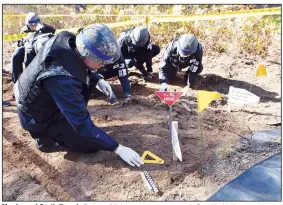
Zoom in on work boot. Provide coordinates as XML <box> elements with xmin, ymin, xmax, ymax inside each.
<box><xmin>34</xmin><ymin>138</ymin><xmax>59</xmax><ymax>153</ymax></box>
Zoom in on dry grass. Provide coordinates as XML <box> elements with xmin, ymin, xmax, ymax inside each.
<box><xmin>3</xmin><ymin>5</ymin><xmax>281</xmax><ymax>57</ymax></box>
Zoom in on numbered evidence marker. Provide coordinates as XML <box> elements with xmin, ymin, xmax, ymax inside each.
<box><xmin>172</xmin><ymin>121</ymin><xmax>182</xmax><ymax>161</ymax></box>
<box><xmin>227</xmin><ymin>86</ymin><xmax>260</xmax><ymax>112</ymax></box>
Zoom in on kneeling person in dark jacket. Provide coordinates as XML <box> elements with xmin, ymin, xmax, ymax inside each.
<box><xmin>159</xmin><ymin>34</ymin><xmax>203</xmax><ymax>91</ymax></box>
<box><xmin>11</xmin><ymin>12</ymin><xmax>56</xmax><ymax>84</ymax></box>
<box><xmin>117</xmin><ymin>26</ymin><xmax>160</xmax><ymax>79</ymax></box>
<box><xmin>13</xmin><ymin>24</ymin><xmax>144</xmax><ymax>168</ymax></box>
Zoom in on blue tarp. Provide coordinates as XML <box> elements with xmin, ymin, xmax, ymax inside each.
<box><xmin>208</xmin><ymin>152</ymin><xmax>281</xmax><ymax>201</ymax></box>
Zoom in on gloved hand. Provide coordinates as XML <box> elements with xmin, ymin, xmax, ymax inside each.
<box><xmin>159</xmin><ymin>82</ymin><xmax>168</xmax><ymax>91</ymax></box>
<box><xmin>97</xmin><ymin>79</ymin><xmax>113</xmax><ymax>97</ymax></box>
<box><xmin>114</xmin><ymin>144</ymin><xmax>144</xmax><ymax>167</ymax></box>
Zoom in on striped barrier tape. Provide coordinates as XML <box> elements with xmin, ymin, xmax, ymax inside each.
<box><xmin>3</xmin><ymin>7</ymin><xmax>281</xmax><ymax>42</ymax></box>
<box><xmin>150</xmin><ymin>7</ymin><xmax>281</xmax><ymax>23</ymax></box>
<box><xmin>3</xmin><ymin>33</ymin><xmax>28</xmax><ymax>41</ymax></box>
<box><xmin>4</xmin><ymin>7</ymin><xmax>280</xmax><ymax>18</ymax></box>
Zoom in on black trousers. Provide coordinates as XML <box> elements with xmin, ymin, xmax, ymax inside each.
<box><xmin>162</xmin><ymin>63</ymin><xmax>203</xmax><ymax>87</ymax></box>
<box><xmin>11</xmin><ymin>46</ymin><xmax>25</xmax><ymax>83</ymax></box>
<box><xmin>18</xmin><ymin>110</ymin><xmax>100</xmax><ymax>153</ymax></box>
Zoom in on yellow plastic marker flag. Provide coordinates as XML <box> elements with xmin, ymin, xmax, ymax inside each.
<box><xmin>256</xmin><ymin>64</ymin><xmax>267</xmax><ymax>77</ymax></box>
<box><xmin>141</xmin><ymin>151</ymin><xmax>164</xmax><ymax>164</ymax></box>
<box><xmin>197</xmin><ymin>90</ymin><xmax>223</xmax><ymax>113</ymax></box>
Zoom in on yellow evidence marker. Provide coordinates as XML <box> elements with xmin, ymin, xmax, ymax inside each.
<box><xmin>141</xmin><ymin>151</ymin><xmax>164</xmax><ymax>164</ymax></box>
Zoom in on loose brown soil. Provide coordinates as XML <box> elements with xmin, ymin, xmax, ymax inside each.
<box><xmin>2</xmin><ymin>42</ymin><xmax>281</xmax><ymax>201</ymax></box>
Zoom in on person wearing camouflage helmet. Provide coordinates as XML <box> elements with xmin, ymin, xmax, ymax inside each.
<box><xmin>117</xmin><ymin>26</ymin><xmax>160</xmax><ymax>79</ymax></box>
<box><xmin>11</xmin><ymin>12</ymin><xmax>55</xmax><ymax>84</ymax></box>
<box><xmin>77</xmin><ymin>26</ymin><xmax>132</xmax><ymax>103</ymax></box>
<box><xmin>159</xmin><ymin>34</ymin><xmax>203</xmax><ymax>91</ymax></box>
<box><xmin>13</xmin><ymin>24</ymin><xmax>144</xmax><ymax>168</ymax></box>
<box><xmin>20</xmin><ymin>12</ymin><xmax>55</xmax><ymax>34</ymax></box>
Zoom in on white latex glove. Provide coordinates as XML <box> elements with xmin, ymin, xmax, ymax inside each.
<box><xmin>159</xmin><ymin>82</ymin><xmax>168</xmax><ymax>91</ymax></box>
<box><xmin>96</xmin><ymin>79</ymin><xmax>113</xmax><ymax>97</ymax></box>
<box><xmin>114</xmin><ymin>144</ymin><xmax>144</xmax><ymax>167</ymax></box>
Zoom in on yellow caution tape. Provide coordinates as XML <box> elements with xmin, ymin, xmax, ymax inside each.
<box><xmin>150</xmin><ymin>7</ymin><xmax>281</xmax><ymax>23</ymax></box>
<box><xmin>4</xmin><ymin>7</ymin><xmax>280</xmax><ymax>18</ymax></box>
<box><xmin>3</xmin><ymin>33</ymin><xmax>28</xmax><ymax>41</ymax></box>
<box><xmin>3</xmin><ymin>14</ymin><xmax>149</xmax><ymax>17</ymax></box>
<box><xmin>3</xmin><ymin>7</ymin><xmax>281</xmax><ymax>42</ymax></box>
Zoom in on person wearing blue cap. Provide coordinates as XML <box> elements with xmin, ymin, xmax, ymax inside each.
<box><xmin>117</xmin><ymin>26</ymin><xmax>160</xmax><ymax>79</ymax></box>
<box><xmin>159</xmin><ymin>34</ymin><xmax>203</xmax><ymax>91</ymax></box>
<box><xmin>13</xmin><ymin>24</ymin><xmax>144</xmax><ymax>168</ymax></box>
<box><xmin>11</xmin><ymin>12</ymin><xmax>55</xmax><ymax>84</ymax></box>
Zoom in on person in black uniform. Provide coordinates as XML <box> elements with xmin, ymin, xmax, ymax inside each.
<box><xmin>117</xmin><ymin>26</ymin><xmax>160</xmax><ymax>79</ymax></box>
<box><xmin>159</xmin><ymin>34</ymin><xmax>203</xmax><ymax>91</ymax></box>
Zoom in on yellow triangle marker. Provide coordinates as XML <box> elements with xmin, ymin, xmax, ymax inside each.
<box><xmin>256</xmin><ymin>64</ymin><xmax>267</xmax><ymax>77</ymax></box>
<box><xmin>197</xmin><ymin>90</ymin><xmax>223</xmax><ymax>113</ymax></box>
<box><xmin>141</xmin><ymin>151</ymin><xmax>164</xmax><ymax>164</ymax></box>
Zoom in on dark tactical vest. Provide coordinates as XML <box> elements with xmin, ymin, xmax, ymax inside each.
<box><xmin>168</xmin><ymin>39</ymin><xmax>202</xmax><ymax>69</ymax></box>
<box><xmin>15</xmin><ymin>31</ymin><xmax>91</xmax><ymax>123</ymax></box>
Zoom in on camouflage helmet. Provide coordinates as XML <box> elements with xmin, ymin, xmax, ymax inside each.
<box><xmin>177</xmin><ymin>34</ymin><xmax>199</xmax><ymax>57</ymax></box>
<box><xmin>76</xmin><ymin>23</ymin><xmax>120</xmax><ymax>65</ymax></box>
<box><xmin>130</xmin><ymin>26</ymin><xmax>150</xmax><ymax>47</ymax></box>
<box><xmin>25</xmin><ymin>12</ymin><xmax>41</xmax><ymax>25</ymax></box>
